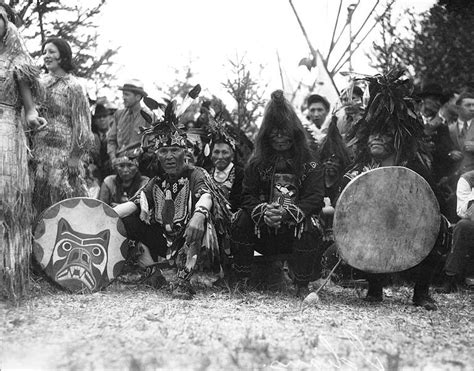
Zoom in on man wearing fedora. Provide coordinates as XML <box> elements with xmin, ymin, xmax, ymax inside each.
<box><xmin>107</xmin><ymin>79</ymin><xmax>151</xmax><ymax>165</ymax></box>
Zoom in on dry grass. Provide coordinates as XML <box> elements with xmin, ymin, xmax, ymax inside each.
<box><xmin>1</xmin><ymin>271</ymin><xmax>473</xmax><ymax>371</ymax></box>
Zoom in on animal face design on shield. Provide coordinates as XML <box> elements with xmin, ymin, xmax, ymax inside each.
<box><xmin>52</xmin><ymin>218</ymin><xmax>110</xmax><ymax>291</ymax></box>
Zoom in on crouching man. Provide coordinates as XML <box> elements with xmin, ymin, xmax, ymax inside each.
<box><xmin>114</xmin><ymin>95</ymin><xmax>230</xmax><ymax>299</ymax></box>
<box><xmin>231</xmin><ymin>90</ymin><xmax>325</xmax><ymax>298</ymax></box>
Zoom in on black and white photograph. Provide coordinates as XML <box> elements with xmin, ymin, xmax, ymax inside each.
<box><xmin>1</xmin><ymin>0</ymin><xmax>473</xmax><ymax>369</ymax></box>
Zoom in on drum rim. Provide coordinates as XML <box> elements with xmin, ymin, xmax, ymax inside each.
<box><xmin>334</xmin><ymin>166</ymin><xmax>441</xmax><ymax>273</ymax></box>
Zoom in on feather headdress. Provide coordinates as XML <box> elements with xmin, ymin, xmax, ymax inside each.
<box><xmin>346</xmin><ymin>68</ymin><xmax>430</xmax><ymax>167</ymax></box>
<box><xmin>140</xmin><ymin>84</ymin><xmax>201</xmax><ymax>150</ymax></box>
<box><xmin>202</xmin><ymin>113</ymin><xmax>238</xmax><ymax>156</ymax></box>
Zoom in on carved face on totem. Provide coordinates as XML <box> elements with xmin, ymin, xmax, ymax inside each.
<box><xmin>33</xmin><ymin>198</ymin><xmax>128</xmax><ymax>293</ymax></box>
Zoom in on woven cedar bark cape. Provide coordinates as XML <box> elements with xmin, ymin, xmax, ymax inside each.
<box><xmin>0</xmin><ymin>13</ymin><xmax>42</xmax><ymax>298</ymax></box>
<box><xmin>31</xmin><ymin>71</ymin><xmax>94</xmax><ymax>216</ymax></box>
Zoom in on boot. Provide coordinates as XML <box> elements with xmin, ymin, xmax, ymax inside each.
<box><xmin>436</xmin><ymin>274</ymin><xmax>459</xmax><ymax>294</ymax></box>
<box><xmin>413</xmin><ymin>284</ymin><xmax>437</xmax><ymax>311</ymax></box>
<box><xmin>364</xmin><ymin>280</ymin><xmax>383</xmax><ymax>302</ymax></box>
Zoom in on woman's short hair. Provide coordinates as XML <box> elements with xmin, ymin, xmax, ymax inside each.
<box><xmin>42</xmin><ymin>37</ymin><xmax>74</xmax><ymax>73</ymax></box>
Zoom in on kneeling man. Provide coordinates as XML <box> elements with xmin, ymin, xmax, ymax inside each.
<box><xmin>115</xmin><ymin>100</ymin><xmax>229</xmax><ymax>299</ymax></box>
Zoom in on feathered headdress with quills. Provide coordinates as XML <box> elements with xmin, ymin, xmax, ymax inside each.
<box><xmin>346</xmin><ymin>68</ymin><xmax>430</xmax><ymax>167</ymax></box>
<box><xmin>140</xmin><ymin>84</ymin><xmax>201</xmax><ymax>150</ymax></box>
<box><xmin>319</xmin><ymin>115</ymin><xmax>351</xmax><ymax>170</ymax></box>
<box><xmin>202</xmin><ymin>113</ymin><xmax>238</xmax><ymax>157</ymax></box>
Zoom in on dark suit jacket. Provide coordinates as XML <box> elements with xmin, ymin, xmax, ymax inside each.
<box><xmin>449</xmin><ymin>120</ymin><xmax>474</xmax><ymax>173</ymax></box>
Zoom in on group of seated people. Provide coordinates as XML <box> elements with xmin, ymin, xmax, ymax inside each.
<box><xmin>83</xmin><ymin>73</ymin><xmax>473</xmax><ymax>308</ymax></box>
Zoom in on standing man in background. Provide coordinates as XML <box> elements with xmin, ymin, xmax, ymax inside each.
<box><xmin>449</xmin><ymin>90</ymin><xmax>474</xmax><ymax>174</ymax></box>
<box><xmin>107</xmin><ymin>79</ymin><xmax>150</xmax><ymax>164</ymax></box>
<box><xmin>303</xmin><ymin>94</ymin><xmax>331</xmax><ymax>155</ymax></box>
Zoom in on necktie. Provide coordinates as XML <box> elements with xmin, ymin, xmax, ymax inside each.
<box><xmin>461</xmin><ymin>121</ymin><xmax>468</xmax><ymax>138</ymax></box>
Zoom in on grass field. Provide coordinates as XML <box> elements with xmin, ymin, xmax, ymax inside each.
<box><xmin>1</xmin><ymin>271</ymin><xmax>473</xmax><ymax>371</ymax></box>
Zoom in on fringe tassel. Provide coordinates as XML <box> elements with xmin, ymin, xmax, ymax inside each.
<box><xmin>139</xmin><ymin>191</ymin><xmax>151</xmax><ymax>224</ymax></box>
<box><xmin>0</xmin><ymin>112</ymin><xmax>33</xmax><ymax>300</ymax></box>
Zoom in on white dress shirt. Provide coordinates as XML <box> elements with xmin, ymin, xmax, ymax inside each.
<box><xmin>456</xmin><ymin>177</ymin><xmax>474</xmax><ymax>219</ymax></box>
<box><xmin>457</xmin><ymin>118</ymin><xmax>473</xmax><ymax>134</ymax></box>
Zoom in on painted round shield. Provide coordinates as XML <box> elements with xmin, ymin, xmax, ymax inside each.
<box><xmin>33</xmin><ymin>197</ymin><xmax>128</xmax><ymax>293</ymax></box>
<box><xmin>334</xmin><ymin>166</ymin><xmax>440</xmax><ymax>273</ymax></box>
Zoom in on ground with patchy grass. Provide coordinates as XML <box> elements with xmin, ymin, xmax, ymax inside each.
<box><xmin>1</xmin><ymin>272</ymin><xmax>473</xmax><ymax>371</ymax></box>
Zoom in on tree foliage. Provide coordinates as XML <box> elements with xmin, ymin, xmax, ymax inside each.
<box><xmin>8</xmin><ymin>0</ymin><xmax>118</xmax><ymax>87</ymax></box>
<box><xmin>370</xmin><ymin>0</ymin><xmax>474</xmax><ymax>91</ymax></box>
<box><xmin>222</xmin><ymin>54</ymin><xmax>266</xmax><ymax>139</ymax></box>
<box><xmin>155</xmin><ymin>64</ymin><xmax>196</xmax><ymax>101</ymax></box>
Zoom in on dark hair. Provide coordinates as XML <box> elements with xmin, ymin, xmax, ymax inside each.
<box><xmin>456</xmin><ymin>90</ymin><xmax>474</xmax><ymax>105</ymax></box>
<box><xmin>91</xmin><ymin>104</ymin><xmax>110</xmax><ymax>133</ymax></box>
<box><xmin>307</xmin><ymin>94</ymin><xmax>330</xmax><ymax>111</ymax></box>
<box><xmin>42</xmin><ymin>37</ymin><xmax>74</xmax><ymax>73</ymax></box>
<box><xmin>249</xmin><ymin>90</ymin><xmax>312</xmax><ymax>178</ymax></box>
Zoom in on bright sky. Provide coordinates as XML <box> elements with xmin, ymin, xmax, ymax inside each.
<box><xmin>96</xmin><ymin>0</ymin><xmax>436</xmax><ymax>109</ymax></box>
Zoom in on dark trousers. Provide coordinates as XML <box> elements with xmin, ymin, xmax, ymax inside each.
<box><xmin>122</xmin><ymin>212</ymin><xmax>168</xmax><ymax>261</ymax></box>
<box><xmin>445</xmin><ymin>219</ymin><xmax>474</xmax><ymax>276</ymax></box>
<box><xmin>231</xmin><ymin>210</ymin><xmax>323</xmax><ymax>286</ymax></box>
<box><xmin>367</xmin><ymin>224</ymin><xmax>448</xmax><ymax>297</ymax></box>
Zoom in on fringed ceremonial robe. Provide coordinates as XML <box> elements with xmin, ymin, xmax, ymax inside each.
<box><xmin>0</xmin><ymin>20</ymin><xmax>42</xmax><ymax>298</ymax></box>
<box><xmin>126</xmin><ymin>166</ymin><xmax>231</xmax><ymax>277</ymax></box>
<box><xmin>231</xmin><ymin>159</ymin><xmax>326</xmax><ymax>284</ymax></box>
<box><xmin>32</xmin><ymin>73</ymin><xmax>93</xmax><ymax>216</ymax></box>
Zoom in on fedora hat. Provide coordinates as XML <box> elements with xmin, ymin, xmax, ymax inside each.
<box><xmin>418</xmin><ymin>83</ymin><xmax>449</xmax><ymax>104</ymax></box>
<box><xmin>93</xmin><ymin>104</ymin><xmax>110</xmax><ymax>118</ymax></box>
<box><xmin>118</xmin><ymin>79</ymin><xmax>147</xmax><ymax>97</ymax></box>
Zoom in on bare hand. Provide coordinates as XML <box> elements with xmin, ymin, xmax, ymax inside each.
<box><xmin>264</xmin><ymin>203</ymin><xmax>284</xmax><ymax>228</ymax></box>
<box><xmin>185</xmin><ymin>212</ymin><xmax>206</xmax><ymax>245</ymax></box>
<box><xmin>464</xmin><ymin>142</ymin><xmax>474</xmax><ymax>153</ymax></box>
<box><xmin>26</xmin><ymin>111</ymin><xmax>47</xmax><ymax>131</ymax></box>
<box><xmin>448</xmin><ymin>150</ymin><xmax>463</xmax><ymax>161</ymax></box>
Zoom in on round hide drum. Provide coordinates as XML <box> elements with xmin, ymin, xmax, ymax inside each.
<box><xmin>334</xmin><ymin>166</ymin><xmax>440</xmax><ymax>273</ymax></box>
<box><xmin>33</xmin><ymin>197</ymin><xmax>128</xmax><ymax>293</ymax></box>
